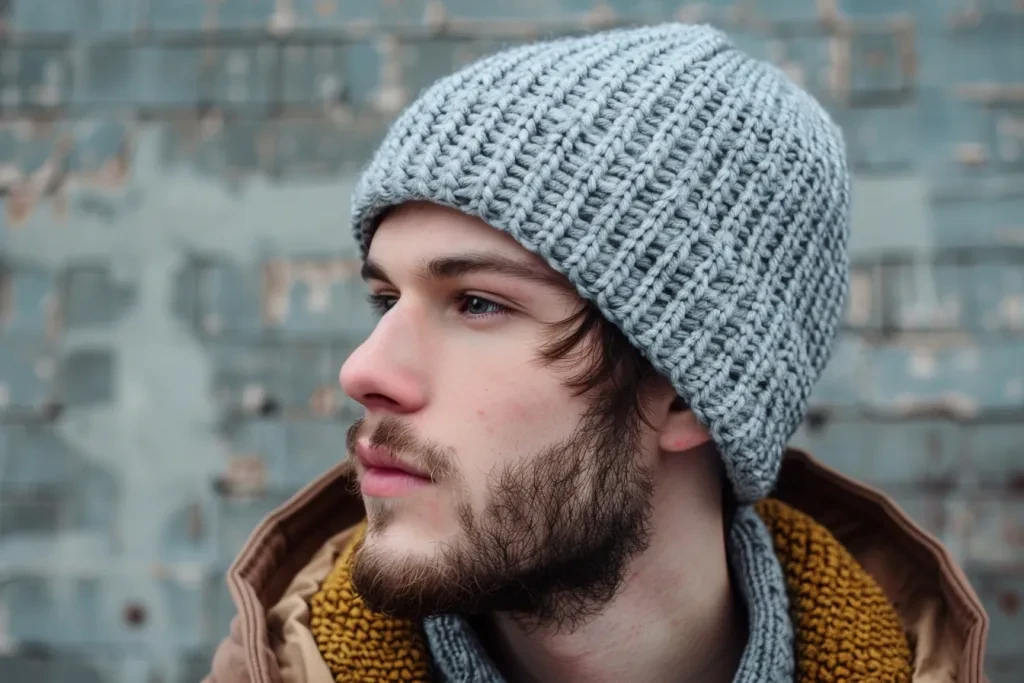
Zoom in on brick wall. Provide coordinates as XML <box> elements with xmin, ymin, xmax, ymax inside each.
<box><xmin>0</xmin><ymin>1</ymin><xmax>1021</xmax><ymax>681</ymax></box>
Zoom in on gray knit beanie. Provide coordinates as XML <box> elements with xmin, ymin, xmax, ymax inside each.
<box><xmin>351</xmin><ymin>23</ymin><xmax>851</xmax><ymax>504</ymax></box>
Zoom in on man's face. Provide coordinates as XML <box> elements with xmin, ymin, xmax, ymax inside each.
<box><xmin>339</xmin><ymin>202</ymin><xmax>662</xmax><ymax>627</ymax></box>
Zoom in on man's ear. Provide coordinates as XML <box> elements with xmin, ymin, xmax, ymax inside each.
<box><xmin>658</xmin><ymin>396</ymin><xmax>711</xmax><ymax>453</ymax></box>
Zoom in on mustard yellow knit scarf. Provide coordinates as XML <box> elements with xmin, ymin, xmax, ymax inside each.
<box><xmin>310</xmin><ymin>499</ymin><xmax>913</xmax><ymax>682</ymax></box>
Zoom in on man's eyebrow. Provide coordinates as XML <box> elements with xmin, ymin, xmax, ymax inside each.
<box><xmin>424</xmin><ymin>253</ymin><xmax>571</xmax><ymax>290</ymax></box>
<box><xmin>362</xmin><ymin>253</ymin><xmax>572</xmax><ymax>292</ymax></box>
<box><xmin>361</xmin><ymin>259</ymin><xmax>390</xmax><ymax>283</ymax></box>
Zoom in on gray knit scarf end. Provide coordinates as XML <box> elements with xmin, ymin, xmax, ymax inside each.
<box><xmin>424</xmin><ymin>505</ymin><xmax>794</xmax><ymax>682</ymax></box>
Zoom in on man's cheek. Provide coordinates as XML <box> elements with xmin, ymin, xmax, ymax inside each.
<box><xmin>477</xmin><ymin>393</ymin><xmax>563</xmax><ymax>435</ymax></box>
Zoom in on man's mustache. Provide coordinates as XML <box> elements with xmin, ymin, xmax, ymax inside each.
<box><xmin>346</xmin><ymin>416</ymin><xmax>458</xmax><ymax>482</ymax></box>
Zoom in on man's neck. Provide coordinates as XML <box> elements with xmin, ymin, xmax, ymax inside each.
<box><xmin>480</xmin><ymin>479</ymin><xmax>746</xmax><ymax>683</ymax></box>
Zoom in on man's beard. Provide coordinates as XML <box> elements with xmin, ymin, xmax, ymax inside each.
<box><xmin>343</xmin><ymin>408</ymin><xmax>655</xmax><ymax>632</ymax></box>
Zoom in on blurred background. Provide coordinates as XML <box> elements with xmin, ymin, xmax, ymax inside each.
<box><xmin>0</xmin><ymin>1</ymin><xmax>1021</xmax><ymax>681</ymax></box>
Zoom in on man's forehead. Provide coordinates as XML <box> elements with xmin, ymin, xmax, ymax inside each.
<box><xmin>369</xmin><ymin>202</ymin><xmax>556</xmax><ymax>275</ymax></box>
<box><xmin>375</xmin><ymin>201</ymin><xmax>515</xmax><ymax>244</ymax></box>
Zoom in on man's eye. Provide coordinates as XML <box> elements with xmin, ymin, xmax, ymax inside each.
<box><xmin>458</xmin><ymin>295</ymin><xmax>508</xmax><ymax>317</ymax></box>
<box><xmin>366</xmin><ymin>293</ymin><xmax>510</xmax><ymax>319</ymax></box>
<box><xmin>366</xmin><ymin>293</ymin><xmax>396</xmax><ymax>315</ymax></box>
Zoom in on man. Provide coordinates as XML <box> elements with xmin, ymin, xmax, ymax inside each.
<box><xmin>205</xmin><ymin>24</ymin><xmax>989</xmax><ymax>683</ymax></box>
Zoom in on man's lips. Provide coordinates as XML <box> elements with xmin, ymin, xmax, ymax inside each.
<box><xmin>354</xmin><ymin>442</ymin><xmax>432</xmax><ymax>480</ymax></box>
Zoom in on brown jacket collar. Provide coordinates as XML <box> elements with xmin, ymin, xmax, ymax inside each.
<box><xmin>203</xmin><ymin>449</ymin><xmax>989</xmax><ymax>683</ymax></box>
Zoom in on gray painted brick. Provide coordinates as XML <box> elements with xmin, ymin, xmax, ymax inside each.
<box><xmin>439</xmin><ymin>0</ymin><xmax>595</xmax><ymax>21</ymax></box>
<box><xmin>843</xmin><ymin>266</ymin><xmax>881</xmax><ymax>330</ymax></box>
<box><xmin>0</xmin><ymin>261</ymin><xmax>57</xmax><ymax>336</ymax></box>
<box><xmin>159</xmin><ymin>579</ymin><xmax>208</xmax><ymax>650</ymax></box>
<box><xmin>0</xmin><ymin>484</ymin><xmax>65</xmax><ymax>536</ymax></box>
<box><xmin>263</xmin><ymin>257</ymin><xmax>376</xmax><ymax>337</ymax></box>
<box><xmin>90</xmin><ymin>0</ymin><xmax>147</xmax><ymax>33</ymax></box>
<box><xmin>215</xmin><ymin>492</ymin><xmax>290</xmax><ymax>559</ymax></box>
<box><xmin>844</xmin><ymin>25</ymin><xmax>915</xmax><ymax>99</ymax></box>
<box><xmin>58</xmin><ymin>348</ymin><xmax>115</xmax><ymax>407</ymax></box>
<box><xmin>219</xmin><ymin>119</ymin><xmax>269</xmax><ymax>171</ymax></box>
<box><xmin>135</xmin><ymin>46</ymin><xmax>206</xmax><ymax>108</ymax></box>
<box><xmin>886</xmin><ymin>263</ymin><xmax>968</xmax><ymax>333</ymax></box>
<box><xmin>836</xmin><ymin>104</ymin><xmax>919</xmax><ymax>171</ymax></box>
<box><xmin>935</xmin><ymin>97</ymin><xmax>1024</xmax><ymax>177</ymax></box>
<box><xmin>224</xmin><ymin>418</ymin><xmax>289</xmax><ymax>486</ymax></box>
<box><xmin>67</xmin><ymin>122</ymin><xmax>131</xmax><ymax>173</ymax></box>
<box><xmin>969</xmin><ymin>570</ymin><xmax>1024</xmax><ymax>666</ymax></box>
<box><xmin>757</xmin><ymin>34</ymin><xmax>832</xmax><ymax>100</ymax></box>
<box><xmin>76</xmin><ymin>44</ymin><xmax>208</xmax><ymax>109</ymax></box>
<box><xmin>280</xmin><ymin>41</ymin><xmax>382</xmax><ymax>108</ymax></box>
<box><xmin>807</xmin><ymin>335</ymin><xmax>866</xmax><ymax>407</ymax></box>
<box><xmin>63</xmin><ymin>264</ymin><xmax>135</xmax><ymax>330</ymax></box>
<box><xmin>148</xmin><ymin>0</ymin><xmax>210</xmax><ymax>31</ymax></box>
<box><xmin>158</xmin><ymin>500</ymin><xmax>208</xmax><ymax>564</ymax></box>
<box><xmin>178</xmin><ymin>255</ymin><xmax>378</xmax><ymax>339</ymax></box>
<box><xmin>208</xmin><ymin>342</ymin><xmax>278</xmax><ymax>414</ymax></box>
<box><xmin>192</xmin><ymin>260</ymin><xmax>264</xmax><ymax>338</ymax></box>
<box><xmin>265</xmin><ymin>342</ymin><xmax>346</xmax><ymax>412</ymax></box>
<box><xmin>2</xmin><ymin>426</ymin><xmax>74</xmax><ymax>486</ymax></box>
<box><xmin>0</xmin><ymin>2</ymin><xmax>1021</xmax><ymax>680</ymax></box>
<box><xmin>0</xmin><ymin>46</ymin><xmax>71</xmax><ymax>110</ymax></box>
<box><xmin>400</xmin><ymin>37</ymin><xmax>529</xmax><ymax>99</ymax></box>
<box><xmin>790</xmin><ymin>419</ymin><xmax>964</xmax><ymax>490</ymax></box>
<box><xmin>931</xmin><ymin>196</ymin><xmax>1024</xmax><ymax>248</ymax></box>
<box><xmin>285</xmin><ymin>418</ymin><xmax>355</xmax><ymax>480</ymax></box>
<box><xmin>848</xmin><ymin>175</ymin><xmax>931</xmax><ymax>255</ymax></box>
<box><xmin>0</xmin><ymin>655</ymin><xmax>106</xmax><ymax>683</ymax></box>
<box><xmin>0</xmin><ymin>341</ymin><xmax>58</xmax><ymax>412</ymax></box>
<box><xmin>938</xmin><ymin>28</ymin><xmax>1024</xmax><ymax>86</ymax></box>
<box><xmin>0</xmin><ymin>425</ymin><xmax>118</xmax><ymax>538</ymax></box>
<box><xmin>286</xmin><ymin>0</ymin><xmax>352</xmax><ymax>30</ymax></box>
<box><xmin>223</xmin><ymin>418</ymin><xmax>350</xmax><ymax>490</ymax></box>
<box><xmin>871</xmin><ymin>493</ymin><xmax>969</xmax><ymax>558</ymax></box>
<box><xmin>965</xmin><ymin>263</ymin><xmax>1024</xmax><ymax>333</ymax></box>
<box><xmin>75</xmin><ymin>46</ymin><xmax>145</xmax><ymax>108</ymax></box>
<box><xmin>965</xmin><ymin>423</ymin><xmax>1024</xmax><ymax>490</ymax></box>
<box><xmin>3</xmin><ymin>123</ymin><xmax>59</xmax><ymax>174</ymax></box>
<box><xmin>214</xmin><ymin>0</ymin><xmax>277</xmax><ymax>30</ymax></box>
<box><xmin>835</xmin><ymin>0</ymin><xmax>915</xmax><ymax>17</ymax></box>
<box><xmin>737</xmin><ymin>0</ymin><xmax>823</xmax><ymax>22</ymax></box>
<box><xmin>294</xmin><ymin>0</ymin><xmax>430</xmax><ymax>26</ymax></box>
<box><xmin>281</xmin><ymin>43</ymin><xmax>346</xmax><ymax>106</ymax></box>
<box><xmin>205</xmin><ymin>575</ymin><xmax>237</xmax><ymax>644</ymax></box>
<box><xmin>7</xmin><ymin>0</ymin><xmax>82</xmax><ymax>33</ymax></box>
<box><xmin>208</xmin><ymin>340</ymin><xmax>361</xmax><ymax>419</ymax></box>
<box><xmin>864</xmin><ymin>342</ymin><xmax>1024</xmax><ymax>414</ymax></box>
<box><xmin>178</xmin><ymin>647</ymin><xmax>220</xmax><ymax>683</ymax></box>
<box><xmin>203</xmin><ymin>45</ymin><xmax>277</xmax><ymax>109</ymax></box>
<box><xmin>966</xmin><ymin>498</ymin><xmax>1024</xmax><ymax>568</ymax></box>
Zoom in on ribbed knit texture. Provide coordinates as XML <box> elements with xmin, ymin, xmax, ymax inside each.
<box><xmin>728</xmin><ymin>504</ymin><xmax>796</xmax><ymax>681</ymax></box>
<box><xmin>309</xmin><ymin>501</ymin><xmax>913</xmax><ymax>682</ymax></box>
<box><xmin>309</xmin><ymin>525</ymin><xmax>433</xmax><ymax>681</ymax></box>
<box><xmin>350</xmin><ymin>23</ymin><xmax>852</xmax><ymax>503</ymax></box>
<box><xmin>756</xmin><ymin>499</ymin><xmax>914</xmax><ymax>683</ymax></box>
<box><xmin>423</xmin><ymin>617</ymin><xmax>504</xmax><ymax>683</ymax></box>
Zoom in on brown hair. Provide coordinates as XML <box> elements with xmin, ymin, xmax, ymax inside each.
<box><xmin>537</xmin><ymin>300</ymin><xmax>737</xmax><ymax>527</ymax></box>
<box><xmin>537</xmin><ymin>301</ymin><xmax>665</xmax><ymax>428</ymax></box>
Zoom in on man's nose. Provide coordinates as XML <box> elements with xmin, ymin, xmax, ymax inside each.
<box><xmin>339</xmin><ymin>304</ymin><xmax>429</xmax><ymax>415</ymax></box>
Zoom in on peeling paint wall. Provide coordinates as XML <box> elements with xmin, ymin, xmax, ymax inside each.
<box><xmin>0</xmin><ymin>1</ymin><xmax>1021</xmax><ymax>681</ymax></box>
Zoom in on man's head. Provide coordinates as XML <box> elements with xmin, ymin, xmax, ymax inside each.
<box><xmin>340</xmin><ymin>202</ymin><xmax>718</xmax><ymax>628</ymax></box>
<box><xmin>340</xmin><ymin>22</ymin><xmax>850</xmax><ymax>625</ymax></box>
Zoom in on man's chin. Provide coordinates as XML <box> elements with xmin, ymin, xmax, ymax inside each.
<box><xmin>363</xmin><ymin>525</ymin><xmax>434</xmax><ymax>558</ymax></box>
<box><xmin>352</xmin><ymin>533</ymin><xmax>455</xmax><ymax>619</ymax></box>
<box><xmin>363</xmin><ymin>488</ymin><xmax>457</xmax><ymax>536</ymax></box>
